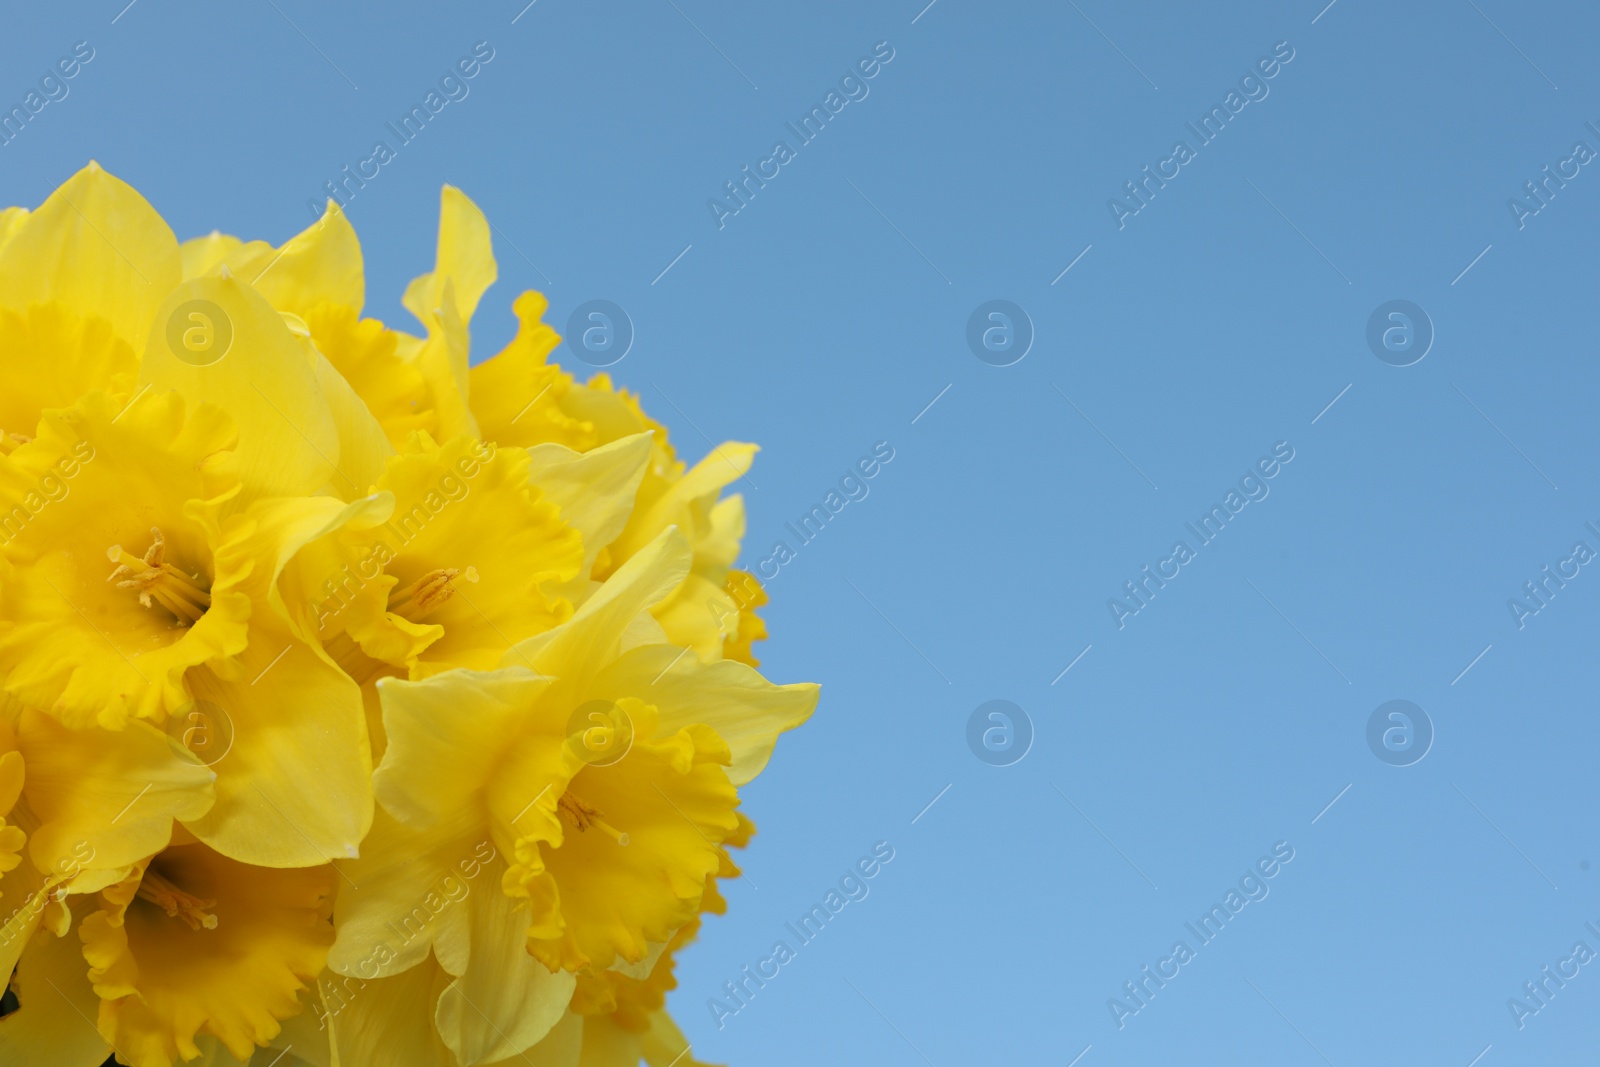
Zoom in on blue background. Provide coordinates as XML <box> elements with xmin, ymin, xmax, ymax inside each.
<box><xmin>6</xmin><ymin>1</ymin><xmax>1598</xmax><ymax>1064</ymax></box>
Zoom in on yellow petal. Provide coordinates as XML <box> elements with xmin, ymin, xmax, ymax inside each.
<box><xmin>228</xmin><ymin>200</ymin><xmax>365</xmax><ymax>318</ymax></box>
<box><xmin>403</xmin><ymin>186</ymin><xmax>496</xmax><ymax>327</ymax></box>
<box><xmin>594</xmin><ymin>645</ymin><xmax>817</xmax><ymax>786</ymax></box>
<box><xmin>181</xmin><ymin>641</ymin><xmax>372</xmax><ymax>868</ymax></box>
<box><xmin>576</xmin><ymin>1013</ymin><xmax>641</xmax><ymax>1067</ymax></box>
<box><xmin>324</xmin><ymin>955</ymin><xmax>454</xmax><ymax>1067</ymax></box>
<box><xmin>326</xmin><ymin>806</ymin><xmax>479</xmax><ymax>981</ymax></box>
<box><xmin>0</xmin><ymin>302</ymin><xmax>139</xmax><ymax>447</ymax></box>
<box><xmin>303</xmin><ymin>304</ymin><xmax>439</xmax><ymax>450</ymax></box>
<box><xmin>179</xmin><ymin>232</ymin><xmax>258</xmax><ymax>281</ymax></box>
<box><xmin>434</xmin><ymin>853</ymin><xmax>574</xmax><ymax>1065</ymax></box>
<box><xmin>719</xmin><ymin>570</ymin><xmax>768</xmax><ymax>667</ymax></box>
<box><xmin>0</xmin><ymin>206</ymin><xmax>30</xmax><ymax>252</ymax></box>
<box><xmin>522</xmin><ymin>705</ymin><xmax>737</xmax><ymax>972</ymax></box>
<box><xmin>0</xmin><ymin>162</ymin><xmax>181</xmax><ymax>351</ymax></box>
<box><xmin>247</xmin><ymin>993</ymin><xmax>330</xmax><ymax>1067</ymax></box>
<box><xmin>235</xmin><ymin>491</ymin><xmax>394</xmax><ymax>645</ymax></box>
<box><xmin>467</xmin><ymin>291</ymin><xmax>593</xmax><ymax>451</ymax></box>
<box><xmin>17</xmin><ymin>709</ymin><xmax>213</xmax><ymax>879</ymax></box>
<box><xmin>507</xmin><ymin>527</ymin><xmax>691</xmax><ymax>691</ymax></box>
<box><xmin>141</xmin><ymin>276</ymin><xmax>346</xmax><ymax>503</ymax></box>
<box><xmin>0</xmin><ymin>907</ymin><xmax>112</xmax><ymax>1067</ymax></box>
<box><xmin>0</xmin><ymin>747</ymin><xmax>21</xmax><ymax>815</ymax></box>
<box><xmin>373</xmin><ymin>667</ymin><xmax>550</xmax><ymax>830</ymax></box>
<box><xmin>306</xmin><ymin>330</ymin><xmax>395</xmax><ymax>497</ymax></box>
<box><xmin>607</xmin><ymin>443</ymin><xmax>756</xmax><ymax>565</ymax></box>
<box><xmin>524</xmin><ymin>433</ymin><xmax>653</xmax><ymax>584</ymax></box>
<box><xmin>409</xmin><ymin>285</ymin><xmax>480</xmax><ymax>443</ymax></box>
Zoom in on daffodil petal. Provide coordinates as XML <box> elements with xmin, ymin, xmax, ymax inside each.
<box><xmin>373</xmin><ymin>668</ymin><xmax>549</xmax><ymax>830</ymax></box>
<box><xmin>524</xmin><ymin>433</ymin><xmax>653</xmax><ymax>583</ymax></box>
<box><xmin>325</xmin><ymin>956</ymin><xmax>454</xmax><ymax>1067</ymax></box>
<box><xmin>0</xmin><ymin>302</ymin><xmax>139</xmax><ymax>444</ymax></box>
<box><xmin>141</xmin><ymin>276</ymin><xmax>345</xmax><ymax>504</ymax></box>
<box><xmin>576</xmin><ymin>1013</ymin><xmax>640</xmax><ymax>1067</ymax></box>
<box><xmin>410</xmin><ymin>284</ymin><xmax>479</xmax><ymax>443</ymax></box>
<box><xmin>0</xmin><ymin>162</ymin><xmax>180</xmax><ymax>351</ymax></box>
<box><xmin>308</xmin><ymin>344</ymin><xmax>394</xmax><ymax>496</ymax></box>
<box><xmin>466</xmin><ymin>291</ymin><xmax>587</xmax><ymax>450</ymax></box>
<box><xmin>230</xmin><ymin>201</ymin><xmax>364</xmax><ymax>318</ymax></box>
<box><xmin>434</xmin><ymin>854</ymin><xmax>574</xmax><ymax>1065</ymax></box>
<box><xmin>179</xmin><ymin>232</ymin><xmax>259</xmax><ymax>281</ymax></box>
<box><xmin>238</xmin><ymin>492</ymin><xmax>394</xmax><ymax>646</ymax></box>
<box><xmin>17</xmin><ymin>709</ymin><xmax>213</xmax><ymax>879</ymax></box>
<box><xmin>0</xmin><ymin>909</ymin><xmax>112</xmax><ymax>1067</ymax></box>
<box><xmin>506</xmin><ymin>527</ymin><xmax>690</xmax><ymax>690</ymax></box>
<box><xmin>327</xmin><ymin>806</ymin><xmax>478</xmax><ymax>981</ymax></box>
<box><xmin>593</xmin><ymin>644</ymin><xmax>818</xmax><ymax>786</ymax></box>
<box><xmin>181</xmin><ymin>645</ymin><xmax>371</xmax><ymax>868</ymax></box>
<box><xmin>0</xmin><ymin>391</ymin><xmax>246</xmax><ymax>729</ymax></box>
<box><xmin>403</xmin><ymin>186</ymin><xmax>496</xmax><ymax>327</ymax></box>
<box><xmin>608</xmin><ymin>444</ymin><xmax>755</xmax><ymax>564</ymax></box>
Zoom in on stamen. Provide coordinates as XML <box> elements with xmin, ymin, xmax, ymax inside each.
<box><xmin>387</xmin><ymin>566</ymin><xmax>479</xmax><ymax>622</ymax></box>
<box><xmin>556</xmin><ymin>791</ymin><xmax>629</xmax><ymax>846</ymax></box>
<box><xmin>0</xmin><ymin>431</ymin><xmax>31</xmax><ymax>456</ymax></box>
<box><xmin>107</xmin><ymin>528</ymin><xmax>211</xmax><ymax>626</ymax></box>
<box><xmin>135</xmin><ymin>868</ymin><xmax>219</xmax><ymax>931</ymax></box>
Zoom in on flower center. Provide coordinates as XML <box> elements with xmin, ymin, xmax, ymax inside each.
<box><xmin>0</xmin><ymin>430</ymin><xmax>31</xmax><ymax>456</ymax></box>
<box><xmin>135</xmin><ymin>867</ymin><xmax>219</xmax><ymax>931</ymax></box>
<box><xmin>387</xmin><ymin>566</ymin><xmax>478</xmax><ymax>622</ymax></box>
<box><xmin>556</xmin><ymin>791</ymin><xmax>629</xmax><ymax>846</ymax></box>
<box><xmin>107</xmin><ymin>527</ymin><xmax>210</xmax><ymax>626</ymax></box>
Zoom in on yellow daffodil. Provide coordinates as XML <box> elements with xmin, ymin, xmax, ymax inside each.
<box><xmin>0</xmin><ymin>391</ymin><xmax>245</xmax><ymax>729</ymax></box>
<box><xmin>79</xmin><ymin>839</ymin><xmax>334</xmax><ymax>1067</ymax></box>
<box><xmin>469</xmin><ymin>300</ymin><xmax>765</xmax><ymax>664</ymax></box>
<box><xmin>0</xmin><ymin>162</ymin><xmax>817</xmax><ymax>1067</ymax></box>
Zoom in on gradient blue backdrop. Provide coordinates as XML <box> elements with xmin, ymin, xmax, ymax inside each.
<box><xmin>5</xmin><ymin>1</ymin><xmax>1597</xmax><ymax>1064</ymax></box>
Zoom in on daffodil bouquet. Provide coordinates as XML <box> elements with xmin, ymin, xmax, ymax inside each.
<box><xmin>0</xmin><ymin>163</ymin><xmax>816</xmax><ymax>1067</ymax></box>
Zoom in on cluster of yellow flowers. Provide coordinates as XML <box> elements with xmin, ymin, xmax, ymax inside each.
<box><xmin>0</xmin><ymin>163</ymin><xmax>815</xmax><ymax>1067</ymax></box>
